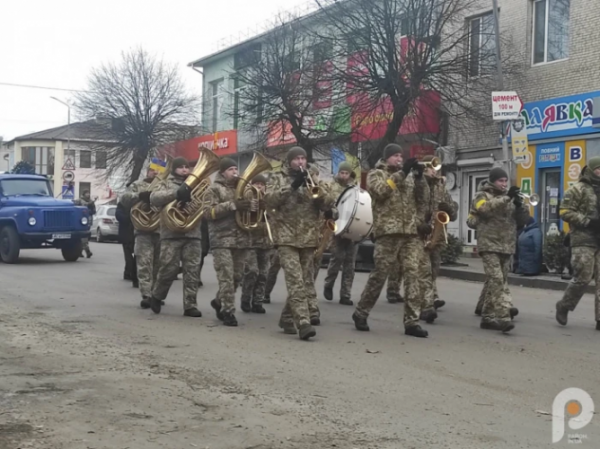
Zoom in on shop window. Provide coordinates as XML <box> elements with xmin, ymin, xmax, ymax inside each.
<box><xmin>533</xmin><ymin>0</ymin><xmax>570</xmax><ymax>65</ymax></box>
<box><xmin>20</xmin><ymin>146</ymin><xmax>55</xmax><ymax>175</ymax></box>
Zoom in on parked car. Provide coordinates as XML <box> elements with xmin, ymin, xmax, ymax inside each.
<box><xmin>92</xmin><ymin>205</ymin><xmax>119</xmax><ymax>242</ymax></box>
<box><xmin>320</xmin><ymin>239</ymin><xmax>375</xmax><ymax>272</ymax></box>
<box><xmin>0</xmin><ymin>174</ymin><xmax>91</xmax><ymax>263</ymax></box>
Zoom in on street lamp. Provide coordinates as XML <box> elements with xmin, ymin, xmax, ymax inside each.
<box><xmin>50</xmin><ymin>96</ymin><xmax>71</xmax><ymax>152</ymax></box>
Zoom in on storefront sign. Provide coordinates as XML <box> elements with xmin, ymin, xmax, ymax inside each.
<box><xmin>518</xmin><ymin>91</ymin><xmax>600</xmax><ymax>141</ymax></box>
<box><xmin>593</xmin><ymin>97</ymin><xmax>600</xmax><ymax>128</ymax></box>
<box><xmin>510</xmin><ymin>119</ymin><xmax>528</xmax><ymax>164</ymax></box>
<box><xmin>159</xmin><ymin>130</ymin><xmax>238</xmax><ymax>161</ymax></box>
<box><xmin>492</xmin><ymin>91</ymin><xmax>523</xmax><ymax>121</ymax></box>
<box><xmin>537</xmin><ymin>143</ymin><xmax>564</xmax><ymax>168</ymax></box>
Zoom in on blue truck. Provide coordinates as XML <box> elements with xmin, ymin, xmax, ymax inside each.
<box><xmin>0</xmin><ymin>174</ymin><xmax>91</xmax><ymax>263</ymax></box>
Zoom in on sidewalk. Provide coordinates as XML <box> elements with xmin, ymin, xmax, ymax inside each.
<box><xmin>439</xmin><ymin>256</ymin><xmax>590</xmax><ymax>293</ymax></box>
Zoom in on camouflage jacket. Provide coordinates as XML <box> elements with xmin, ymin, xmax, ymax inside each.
<box><xmin>203</xmin><ymin>173</ymin><xmax>251</xmax><ymax>249</ymax></box>
<box><xmin>427</xmin><ymin>176</ymin><xmax>458</xmax><ymax>222</ymax></box>
<box><xmin>73</xmin><ymin>197</ymin><xmax>96</xmax><ymax>216</ymax></box>
<box><xmin>150</xmin><ymin>174</ymin><xmax>202</xmax><ymax>240</ymax></box>
<box><xmin>469</xmin><ymin>180</ymin><xmax>529</xmax><ymax>254</ymax></box>
<box><xmin>265</xmin><ymin>163</ymin><xmax>336</xmax><ymax>248</ymax></box>
<box><xmin>560</xmin><ymin>167</ymin><xmax>600</xmax><ymax>248</ymax></box>
<box><xmin>367</xmin><ymin>160</ymin><xmax>429</xmax><ymax>238</ymax></box>
<box><xmin>330</xmin><ymin>176</ymin><xmax>354</xmax><ymax>204</ymax></box>
<box><xmin>120</xmin><ymin>178</ymin><xmax>157</xmax><ymax>236</ymax></box>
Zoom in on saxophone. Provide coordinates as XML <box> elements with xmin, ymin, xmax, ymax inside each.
<box><xmin>425</xmin><ymin>210</ymin><xmax>450</xmax><ymax>250</ymax></box>
<box><xmin>130</xmin><ymin>157</ymin><xmax>173</xmax><ymax>232</ymax></box>
<box><xmin>162</xmin><ymin>148</ymin><xmax>220</xmax><ymax>232</ymax></box>
<box><xmin>314</xmin><ymin>219</ymin><xmax>337</xmax><ymax>264</ymax></box>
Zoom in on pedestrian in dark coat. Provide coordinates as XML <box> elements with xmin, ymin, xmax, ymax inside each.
<box><xmin>115</xmin><ymin>200</ymin><xmax>138</xmax><ymax>286</ymax></box>
<box><xmin>517</xmin><ymin>217</ymin><xmax>543</xmax><ymax>276</ymax></box>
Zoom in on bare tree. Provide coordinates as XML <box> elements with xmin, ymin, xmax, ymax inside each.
<box><xmin>314</xmin><ymin>0</ymin><xmax>523</xmax><ymax>166</ymax></box>
<box><xmin>75</xmin><ymin>48</ymin><xmax>200</xmax><ymax>183</ymax></box>
<box><xmin>229</xmin><ymin>14</ymin><xmax>352</xmax><ymax>162</ymax></box>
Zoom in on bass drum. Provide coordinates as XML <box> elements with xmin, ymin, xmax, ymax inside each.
<box><xmin>334</xmin><ymin>186</ymin><xmax>373</xmax><ymax>243</ymax></box>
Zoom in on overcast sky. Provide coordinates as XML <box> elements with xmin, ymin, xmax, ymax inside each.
<box><xmin>1</xmin><ymin>0</ymin><xmax>311</xmax><ymax>141</ymax></box>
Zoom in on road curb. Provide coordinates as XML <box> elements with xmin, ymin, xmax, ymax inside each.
<box><xmin>439</xmin><ymin>267</ymin><xmax>594</xmax><ymax>294</ymax></box>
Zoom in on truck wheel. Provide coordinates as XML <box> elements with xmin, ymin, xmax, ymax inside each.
<box><xmin>62</xmin><ymin>239</ymin><xmax>83</xmax><ymax>262</ymax></box>
<box><xmin>0</xmin><ymin>226</ymin><xmax>21</xmax><ymax>264</ymax></box>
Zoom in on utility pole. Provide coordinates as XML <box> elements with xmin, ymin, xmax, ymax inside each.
<box><xmin>50</xmin><ymin>96</ymin><xmax>71</xmax><ymax>153</ymax></box>
<box><xmin>491</xmin><ymin>0</ymin><xmax>512</xmax><ymax>179</ymax></box>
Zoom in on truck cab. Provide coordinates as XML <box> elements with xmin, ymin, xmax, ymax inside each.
<box><xmin>0</xmin><ymin>174</ymin><xmax>91</xmax><ymax>263</ymax></box>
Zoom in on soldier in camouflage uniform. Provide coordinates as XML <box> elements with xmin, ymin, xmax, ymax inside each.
<box><xmin>240</xmin><ymin>174</ymin><xmax>271</xmax><ymax>314</ymax></box>
<box><xmin>386</xmin><ymin>263</ymin><xmax>404</xmax><ymax>303</ymax></box>
<box><xmin>206</xmin><ymin>158</ymin><xmax>252</xmax><ymax>327</ymax></box>
<box><xmin>148</xmin><ymin>157</ymin><xmax>203</xmax><ymax>317</ymax></box>
<box><xmin>556</xmin><ymin>157</ymin><xmax>600</xmax><ymax>331</ymax></box>
<box><xmin>264</xmin><ymin>250</ymin><xmax>280</xmax><ymax>304</ymax></box>
<box><xmin>73</xmin><ymin>190</ymin><xmax>95</xmax><ymax>258</ymax></box>
<box><xmin>417</xmin><ymin>155</ymin><xmax>458</xmax><ymax>322</ymax></box>
<box><xmin>323</xmin><ymin>162</ymin><xmax>357</xmax><ymax>306</ymax></box>
<box><xmin>468</xmin><ymin>167</ymin><xmax>528</xmax><ymax>333</ymax></box>
<box><xmin>265</xmin><ymin>146</ymin><xmax>336</xmax><ymax>341</ymax></box>
<box><xmin>121</xmin><ymin>167</ymin><xmax>162</xmax><ymax>309</ymax></box>
<box><xmin>353</xmin><ymin>144</ymin><xmax>431</xmax><ymax>338</ymax></box>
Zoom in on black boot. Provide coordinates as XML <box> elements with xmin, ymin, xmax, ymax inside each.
<box><xmin>140</xmin><ymin>297</ymin><xmax>151</xmax><ymax>309</ymax></box>
<box><xmin>387</xmin><ymin>295</ymin><xmax>399</xmax><ymax>304</ymax></box>
<box><xmin>480</xmin><ymin>320</ymin><xmax>515</xmax><ymax>333</ymax></box>
<box><xmin>324</xmin><ymin>287</ymin><xmax>333</xmax><ymax>301</ymax></box>
<box><xmin>264</xmin><ymin>295</ymin><xmax>271</xmax><ymax>304</ymax></box>
<box><xmin>433</xmin><ymin>299</ymin><xmax>445</xmax><ymax>310</ymax></box>
<box><xmin>474</xmin><ymin>305</ymin><xmax>482</xmax><ymax>316</ymax></box>
<box><xmin>352</xmin><ymin>312</ymin><xmax>369</xmax><ymax>331</ymax></box>
<box><xmin>86</xmin><ymin>250</ymin><xmax>92</xmax><ymax>259</ymax></box>
<box><xmin>555</xmin><ymin>301</ymin><xmax>569</xmax><ymax>326</ymax></box>
<box><xmin>279</xmin><ymin>319</ymin><xmax>297</xmax><ymax>334</ymax></box>
<box><xmin>198</xmin><ymin>280</ymin><xmax>203</xmax><ymax>287</ymax></box>
<box><xmin>184</xmin><ymin>307</ymin><xmax>202</xmax><ymax>318</ymax></box>
<box><xmin>405</xmin><ymin>325</ymin><xmax>428</xmax><ymax>338</ymax></box>
<box><xmin>596</xmin><ymin>321</ymin><xmax>600</xmax><ymax>331</ymax></box>
<box><xmin>299</xmin><ymin>323</ymin><xmax>316</xmax><ymax>341</ymax></box>
<box><xmin>510</xmin><ymin>307</ymin><xmax>519</xmax><ymax>320</ymax></box>
<box><xmin>132</xmin><ymin>279</ymin><xmax>139</xmax><ymax>289</ymax></box>
<box><xmin>150</xmin><ymin>297</ymin><xmax>161</xmax><ymax>314</ymax></box>
<box><xmin>310</xmin><ymin>316</ymin><xmax>321</xmax><ymax>326</ymax></box>
<box><xmin>420</xmin><ymin>309</ymin><xmax>438</xmax><ymax>324</ymax></box>
<box><xmin>252</xmin><ymin>303</ymin><xmax>266</xmax><ymax>314</ymax></box>
<box><xmin>211</xmin><ymin>299</ymin><xmax>224</xmax><ymax>321</ymax></box>
<box><xmin>222</xmin><ymin>312</ymin><xmax>238</xmax><ymax>327</ymax></box>
<box><xmin>241</xmin><ymin>300</ymin><xmax>252</xmax><ymax>313</ymax></box>
<box><xmin>339</xmin><ymin>297</ymin><xmax>353</xmax><ymax>306</ymax></box>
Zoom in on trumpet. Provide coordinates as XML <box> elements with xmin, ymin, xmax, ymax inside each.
<box><xmin>416</xmin><ymin>157</ymin><xmax>442</xmax><ymax>171</ymax></box>
<box><xmin>300</xmin><ymin>166</ymin><xmax>322</xmax><ymax>199</ymax></box>
<box><xmin>519</xmin><ymin>192</ymin><xmax>540</xmax><ymax>206</ymax></box>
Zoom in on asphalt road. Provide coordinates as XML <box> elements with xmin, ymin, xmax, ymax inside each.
<box><xmin>1</xmin><ymin>242</ymin><xmax>599</xmax><ymax>449</ymax></box>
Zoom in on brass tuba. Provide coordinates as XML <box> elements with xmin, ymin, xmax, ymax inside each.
<box><xmin>425</xmin><ymin>210</ymin><xmax>450</xmax><ymax>250</ymax></box>
<box><xmin>314</xmin><ymin>218</ymin><xmax>337</xmax><ymax>264</ymax></box>
<box><xmin>235</xmin><ymin>152</ymin><xmax>273</xmax><ymax>241</ymax></box>
<box><xmin>130</xmin><ymin>157</ymin><xmax>173</xmax><ymax>232</ymax></box>
<box><xmin>163</xmin><ymin>148</ymin><xmax>220</xmax><ymax>232</ymax></box>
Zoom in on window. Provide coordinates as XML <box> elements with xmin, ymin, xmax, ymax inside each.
<box><xmin>468</xmin><ymin>12</ymin><xmax>495</xmax><ymax>77</ymax></box>
<box><xmin>80</xmin><ymin>150</ymin><xmax>92</xmax><ymax>168</ymax></box>
<box><xmin>533</xmin><ymin>0</ymin><xmax>570</xmax><ymax>64</ymax></box>
<box><xmin>283</xmin><ymin>51</ymin><xmax>301</xmax><ymax>72</ymax></box>
<box><xmin>20</xmin><ymin>146</ymin><xmax>55</xmax><ymax>175</ymax></box>
<box><xmin>233</xmin><ymin>76</ymin><xmax>246</xmax><ymax>130</ymax></box>
<box><xmin>211</xmin><ymin>79</ymin><xmax>224</xmax><ymax>133</ymax></box>
<box><xmin>95</xmin><ymin>151</ymin><xmax>107</xmax><ymax>169</ymax></box>
<box><xmin>234</xmin><ymin>44</ymin><xmax>261</xmax><ymax>70</ymax></box>
<box><xmin>0</xmin><ymin>179</ymin><xmax>52</xmax><ymax>197</ymax></box>
<box><xmin>312</xmin><ymin>41</ymin><xmax>332</xmax><ymax>65</ymax></box>
<box><xmin>79</xmin><ymin>182</ymin><xmax>91</xmax><ymax>198</ymax></box>
<box><xmin>106</xmin><ymin>207</ymin><xmax>116</xmax><ymax>217</ymax></box>
<box><xmin>346</xmin><ymin>28</ymin><xmax>370</xmax><ymax>53</ymax></box>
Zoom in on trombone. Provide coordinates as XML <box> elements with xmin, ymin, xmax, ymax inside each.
<box><xmin>299</xmin><ymin>166</ymin><xmax>321</xmax><ymax>199</ymax></box>
<box><xmin>519</xmin><ymin>192</ymin><xmax>540</xmax><ymax>206</ymax></box>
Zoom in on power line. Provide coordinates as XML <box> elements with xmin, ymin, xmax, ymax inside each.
<box><xmin>0</xmin><ymin>81</ymin><xmax>87</xmax><ymax>93</ymax></box>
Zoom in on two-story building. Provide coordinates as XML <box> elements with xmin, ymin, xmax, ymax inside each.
<box><xmin>3</xmin><ymin>119</ymin><xmax>127</xmax><ymax>203</ymax></box>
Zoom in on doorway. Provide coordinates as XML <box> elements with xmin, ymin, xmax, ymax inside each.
<box><xmin>538</xmin><ymin>168</ymin><xmax>562</xmax><ymax>237</ymax></box>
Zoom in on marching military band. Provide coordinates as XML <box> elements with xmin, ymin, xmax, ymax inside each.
<box><xmin>119</xmin><ymin>142</ymin><xmax>599</xmax><ymax>341</ymax></box>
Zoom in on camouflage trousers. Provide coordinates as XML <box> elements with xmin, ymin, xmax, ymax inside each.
<box><xmin>387</xmin><ymin>249</ymin><xmax>441</xmax><ymax>302</ymax></box>
<box><xmin>152</xmin><ymin>238</ymin><xmax>201</xmax><ymax>311</ymax></box>
<box><xmin>324</xmin><ymin>237</ymin><xmax>357</xmax><ymax>300</ymax></box>
<box><xmin>279</xmin><ymin>246</ymin><xmax>320</xmax><ymax>327</ymax></box>
<box><xmin>81</xmin><ymin>238</ymin><xmax>91</xmax><ymax>256</ymax></box>
<box><xmin>265</xmin><ymin>250</ymin><xmax>281</xmax><ymax>298</ymax></box>
<box><xmin>476</xmin><ymin>252</ymin><xmax>513</xmax><ymax>322</ymax></box>
<box><xmin>134</xmin><ymin>232</ymin><xmax>160</xmax><ymax>299</ymax></box>
<box><xmin>356</xmin><ymin>234</ymin><xmax>424</xmax><ymax>328</ymax></box>
<box><xmin>386</xmin><ymin>256</ymin><xmax>404</xmax><ymax>300</ymax></box>
<box><xmin>558</xmin><ymin>246</ymin><xmax>600</xmax><ymax>321</ymax></box>
<box><xmin>314</xmin><ymin>253</ymin><xmax>322</xmax><ymax>281</ymax></box>
<box><xmin>213</xmin><ymin>248</ymin><xmax>248</xmax><ymax>315</ymax></box>
<box><xmin>241</xmin><ymin>248</ymin><xmax>271</xmax><ymax>305</ymax></box>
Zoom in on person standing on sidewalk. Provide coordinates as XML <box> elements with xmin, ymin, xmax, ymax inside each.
<box><xmin>555</xmin><ymin>158</ymin><xmax>600</xmax><ymax>331</ymax></box>
<box><xmin>468</xmin><ymin>168</ymin><xmax>528</xmax><ymax>333</ymax></box>
<box><xmin>323</xmin><ymin>162</ymin><xmax>357</xmax><ymax>306</ymax></box>
<box><xmin>73</xmin><ymin>190</ymin><xmax>95</xmax><ymax>258</ymax></box>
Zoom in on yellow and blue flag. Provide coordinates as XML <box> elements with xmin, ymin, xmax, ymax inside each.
<box><xmin>150</xmin><ymin>158</ymin><xmax>167</xmax><ymax>173</ymax></box>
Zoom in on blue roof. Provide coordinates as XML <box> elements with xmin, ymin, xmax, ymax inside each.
<box><xmin>0</xmin><ymin>174</ymin><xmax>49</xmax><ymax>180</ymax></box>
